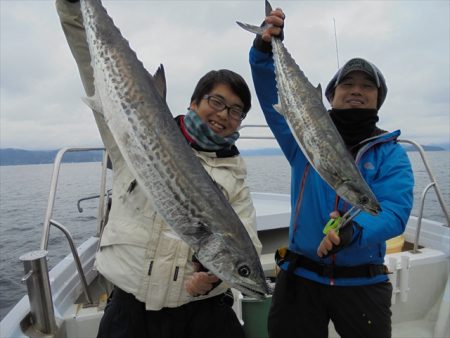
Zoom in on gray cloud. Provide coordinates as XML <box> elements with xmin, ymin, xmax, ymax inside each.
<box><xmin>1</xmin><ymin>0</ymin><xmax>448</xmax><ymax>150</ymax></box>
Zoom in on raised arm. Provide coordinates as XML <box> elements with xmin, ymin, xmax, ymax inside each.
<box><xmin>56</xmin><ymin>0</ymin><xmax>94</xmax><ymax>96</ymax></box>
<box><xmin>248</xmin><ymin>8</ymin><xmax>302</xmax><ymax>164</ymax></box>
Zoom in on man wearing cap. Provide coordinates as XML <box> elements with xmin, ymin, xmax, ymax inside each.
<box><xmin>248</xmin><ymin>7</ymin><xmax>414</xmax><ymax>338</ymax></box>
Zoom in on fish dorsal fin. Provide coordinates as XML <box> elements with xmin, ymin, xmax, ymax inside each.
<box><xmin>153</xmin><ymin>64</ymin><xmax>167</xmax><ymax>101</ymax></box>
<box><xmin>316</xmin><ymin>83</ymin><xmax>323</xmax><ymax>100</ymax></box>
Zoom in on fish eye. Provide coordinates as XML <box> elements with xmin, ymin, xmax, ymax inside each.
<box><xmin>359</xmin><ymin>196</ymin><xmax>369</xmax><ymax>205</ymax></box>
<box><xmin>238</xmin><ymin>265</ymin><xmax>251</xmax><ymax>277</ymax></box>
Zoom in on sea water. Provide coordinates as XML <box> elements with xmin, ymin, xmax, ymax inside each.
<box><xmin>0</xmin><ymin>151</ymin><xmax>449</xmax><ymax>320</ymax></box>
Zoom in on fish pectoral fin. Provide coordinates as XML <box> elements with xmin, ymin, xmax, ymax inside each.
<box><xmin>82</xmin><ymin>95</ymin><xmax>103</xmax><ymax>114</ymax></box>
<box><xmin>153</xmin><ymin>64</ymin><xmax>167</xmax><ymax>101</ymax></box>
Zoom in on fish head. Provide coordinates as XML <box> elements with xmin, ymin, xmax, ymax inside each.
<box><xmin>196</xmin><ymin>233</ymin><xmax>272</xmax><ymax>299</ymax></box>
<box><xmin>357</xmin><ymin>193</ymin><xmax>382</xmax><ymax>215</ymax></box>
<box><xmin>336</xmin><ymin>181</ymin><xmax>381</xmax><ymax>216</ymax></box>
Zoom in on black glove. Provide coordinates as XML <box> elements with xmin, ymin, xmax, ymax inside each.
<box><xmin>191</xmin><ymin>255</ymin><xmax>222</xmax><ymax>295</ymax></box>
<box><xmin>252</xmin><ymin>21</ymin><xmax>284</xmax><ymax>53</ymax></box>
<box><xmin>322</xmin><ymin>222</ymin><xmax>354</xmax><ymax>258</ymax></box>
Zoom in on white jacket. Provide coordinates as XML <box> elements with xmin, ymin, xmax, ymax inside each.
<box><xmin>56</xmin><ymin>0</ymin><xmax>261</xmax><ymax>310</ymax></box>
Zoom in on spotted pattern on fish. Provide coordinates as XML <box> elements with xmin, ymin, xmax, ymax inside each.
<box><xmin>80</xmin><ymin>0</ymin><xmax>270</xmax><ymax>298</ymax></box>
<box><xmin>237</xmin><ymin>1</ymin><xmax>380</xmax><ymax>215</ymax></box>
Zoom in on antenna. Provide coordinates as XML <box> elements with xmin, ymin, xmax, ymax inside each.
<box><xmin>333</xmin><ymin>18</ymin><xmax>340</xmax><ymax>69</ymax></box>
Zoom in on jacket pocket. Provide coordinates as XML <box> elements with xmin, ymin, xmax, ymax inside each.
<box><xmin>145</xmin><ymin>232</ymin><xmax>186</xmax><ymax>308</ymax></box>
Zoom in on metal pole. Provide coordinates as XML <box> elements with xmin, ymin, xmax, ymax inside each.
<box><xmin>40</xmin><ymin>147</ymin><xmax>105</xmax><ymax>250</ymax></box>
<box><xmin>412</xmin><ymin>182</ymin><xmax>436</xmax><ymax>253</ymax></box>
<box><xmin>20</xmin><ymin>250</ymin><xmax>57</xmax><ymax>334</ymax></box>
<box><xmin>399</xmin><ymin>139</ymin><xmax>450</xmax><ymax>227</ymax></box>
<box><xmin>50</xmin><ymin>220</ymin><xmax>94</xmax><ymax>304</ymax></box>
<box><xmin>96</xmin><ymin>151</ymin><xmax>109</xmax><ymax>236</ymax></box>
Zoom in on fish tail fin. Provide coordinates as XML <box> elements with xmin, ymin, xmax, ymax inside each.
<box><xmin>237</xmin><ymin>0</ymin><xmax>273</xmax><ymax>35</ymax></box>
<box><xmin>236</xmin><ymin>21</ymin><xmax>265</xmax><ymax>35</ymax></box>
<box><xmin>265</xmin><ymin>0</ymin><xmax>273</xmax><ymax>16</ymax></box>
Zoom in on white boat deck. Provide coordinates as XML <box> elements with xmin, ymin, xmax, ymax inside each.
<box><xmin>251</xmin><ymin>192</ymin><xmax>291</xmax><ymax>232</ymax></box>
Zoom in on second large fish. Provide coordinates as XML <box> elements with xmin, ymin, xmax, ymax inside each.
<box><xmin>80</xmin><ymin>0</ymin><xmax>270</xmax><ymax>298</ymax></box>
<box><xmin>238</xmin><ymin>0</ymin><xmax>381</xmax><ymax>215</ymax></box>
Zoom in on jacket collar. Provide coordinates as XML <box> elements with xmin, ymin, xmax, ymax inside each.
<box><xmin>355</xmin><ymin>130</ymin><xmax>401</xmax><ymax>163</ymax></box>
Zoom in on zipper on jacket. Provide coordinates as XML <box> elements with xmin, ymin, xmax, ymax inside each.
<box><xmin>173</xmin><ymin>266</ymin><xmax>179</xmax><ymax>281</ymax></box>
<box><xmin>147</xmin><ymin>260</ymin><xmax>154</xmax><ymax>276</ymax></box>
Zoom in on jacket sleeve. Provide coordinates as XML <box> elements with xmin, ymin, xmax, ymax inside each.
<box><xmin>56</xmin><ymin>0</ymin><xmax>94</xmax><ymax>96</ymax></box>
<box><xmin>55</xmin><ymin>0</ymin><xmax>123</xmax><ymax>163</ymax></box>
<box><xmin>249</xmin><ymin>47</ymin><xmax>301</xmax><ymax>165</ymax></box>
<box><xmin>354</xmin><ymin>143</ymin><xmax>414</xmax><ymax>247</ymax></box>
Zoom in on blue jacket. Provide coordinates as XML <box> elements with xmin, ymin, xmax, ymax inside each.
<box><xmin>250</xmin><ymin>47</ymin><xmax>414</xmax><ymax>286</ymax></box>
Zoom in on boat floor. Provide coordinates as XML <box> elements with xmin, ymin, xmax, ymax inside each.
<box><xmin>2</xmin><ymin>198</ymin><xmax>448</xmax><ymax>338</ymax></box>
<box><xmin>63</xmin><ymin>246</ymin><xmax>449</xmax><ymax>338</ymax></box>
<box><xmin>61</xmin><ymin>274</ymin><xmax>112</xmax><ymax>338</ymax></box>
<box><xmin>328</xmin><ymin>319</ymin><xmax>437</xmax><ymax>338</ymax></box>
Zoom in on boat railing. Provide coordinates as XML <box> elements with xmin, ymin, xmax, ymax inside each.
<box><xmin>77</xmin><ymin>189</ymin><xmax>112</xmax><ymax>213</ymax></box>
<box><xmin>21</xmin><ymin>147</ymin><xmax>108</xmax><ymax>335</ymax></box>
<box><xmin>40</xmin><ymin>147</ymin><xmax>109</xmax><ymax>249</ymax></box>
<box><xmin>47</xmin><ymin>219</ymin><xmax>94</xmax><ymax>304</ymax></box>
<box><xmin>397</xmin><ymin>139</ymin><xmax>450</xmax><ymax>252</ymax></box>
<box><xmin>238</xmin><ymin>125</ymin><xmax>450</xmax><ymax>252</ymax></box>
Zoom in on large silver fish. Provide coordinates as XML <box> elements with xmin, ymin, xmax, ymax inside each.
<box><xmin>237</xmin><ymin>0</ymin><xmax>381</xmax><ymax>215</ymax></box>
<box><xmin>80</xmin><ymin>0</ymin><xmax>270</xmax><ymax>298</ymax></box>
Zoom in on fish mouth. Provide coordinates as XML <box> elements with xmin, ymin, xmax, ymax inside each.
<box><xmin>360</xmin><ymin>201</ymin><xmax>381</xmax><ymax>216</ymax></box>
<box><xmin>234</xmin><ymin>282</ymin><xmax>273</xmax><ymax>299</ymax></box>
<box><xmin>368</xmin><ymin>204</ymin><xmax>382</xmax><ymax>216</ymax></box>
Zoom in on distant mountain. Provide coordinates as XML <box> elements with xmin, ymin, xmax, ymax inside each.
<box><xmin>401</xmin><ymin>144</ymin><xmax>446</xmax><ymax>152</ymax></box>
<box><xmin>241</xmin><ymin>144</ymin><xmax>447</xmax><ymax>156</ymax></box>
<box><xmin>0</xmin><ymin>148</ymin><xmax>103</xmax><ymax>166</ymax></box>
<box><xmin>240</xmin><ymin>148</ymin><xmax>283</xmax><ymax>156</ymax></box>
<box><xmin>0</xmin><ymin>143</ymin><xmax>447</xmax><ymax>166</ymax></box>
<box><xmin>427</xmin><ymin>143</ymin><xmax>450</xmax><ymax>151</ymax></box>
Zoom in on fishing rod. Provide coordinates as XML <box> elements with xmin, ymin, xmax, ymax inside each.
<box><xmin>333</xmin><ymin>17</ymin><xmax>340</xmax><ymax>69</ymax></box>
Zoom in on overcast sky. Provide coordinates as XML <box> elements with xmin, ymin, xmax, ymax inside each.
<box><xmin>1</xmin><ymin>0</ymin><xmax>449</xmax><ymax>150</ymax></box>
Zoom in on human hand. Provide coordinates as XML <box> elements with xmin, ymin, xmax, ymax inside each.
<box><xmin>262</xmin><ymin>8</ymin><xmax>285</xmax><ymax>42</ymax></box>
<box><xmin>253</xmin><ymin>7</ymin><xmax>285</xmax><ymax>53</ymax></box>
<box><xmin>185</xmin><ymin>272</ymin><xmax>220</xmax><ymax>297</ymax></box>
<box><xmin>317</xmin><ymin>211</ymin><xmax>353</xmax><ymax>258</ymax></box>
<box><xmin>317</xmin><ymin>229</ymin><xmax>341</xmax><ymax>258</ymax></box>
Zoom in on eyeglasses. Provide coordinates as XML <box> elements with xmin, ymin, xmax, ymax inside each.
<box><xmin>203</xmin><ymin>95</ymin><xmax>246</xmax><ymax>121</ymax></box>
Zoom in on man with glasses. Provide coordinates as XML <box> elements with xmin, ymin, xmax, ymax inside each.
<box><xmin>56</xmin><ymin>1</ymin><xmax>260</xmax><ymax>337</ymax></box>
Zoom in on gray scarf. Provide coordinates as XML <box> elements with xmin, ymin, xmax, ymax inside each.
<box><xmin>183</xmin><ymin>109</ymin><xmax>239</xmax><ymax>151</ymax></box>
